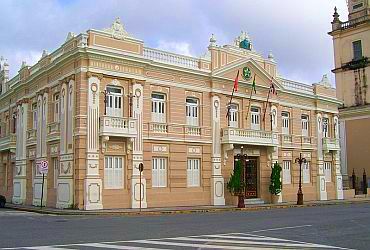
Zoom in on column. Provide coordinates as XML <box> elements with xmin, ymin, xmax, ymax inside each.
<box><xmin>211</xmin><ymin>95</ymin><xmax>225</xmax><ymax>205</ymax></box>
<box><xmin>316</xmin><ymin>113</ymin><xmax>327</xmax><ymax>200</ymax></box>
<box><xmin>84</xmin><ymin>74</ymin><xmax>103</xmax><ymax>210</ymax></box>
<box><xmin>131</xmin><ymin>81</ymin><xmax>147</xmax><ymax>208</ymax></box>
<box><xmin>33</xmin><ymin>91</ymin><xmax>48</xmax><ymax>206</ymax></box>
<box><xmin>57</xmin><ymin>76</ymin><xmax>75</xmax><ymax>209</ymax></box>
<box><xmin>12</xmin><ymin>100</ymin><xmax>28</xmax><ymax>204</ymax></box>
<box><xmin>333</xmin><ymin>116</ymin><xmax>343</xmax><ymax>199</ymax></box>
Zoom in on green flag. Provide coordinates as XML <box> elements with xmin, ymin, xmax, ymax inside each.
<box><xmin>252</xmin><ymin>74</ymin><xmax>257</xmax><ymax>94</ymax></box>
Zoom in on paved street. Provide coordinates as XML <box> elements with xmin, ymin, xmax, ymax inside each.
<box><xmin>0</xmin><ymin>203</ymin><xmax>369</xmax><ymax>249</ymax></box>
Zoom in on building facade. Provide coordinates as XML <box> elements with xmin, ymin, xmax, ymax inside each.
<box><xmin>329</xmin><ymin>0</ymin><xmax>370</xmax><ymax>191</ymax></box>
<box><xmin>0</xmin><ymin>19</ymin><xmax>344</xmax><ymax>210</ymax></box>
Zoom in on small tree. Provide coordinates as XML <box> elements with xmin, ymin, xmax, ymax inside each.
<box><xmin>227</xmin><ymin>160</ymin><xmax>245</xmax><ymax>208</ymax></box>
<box><xmin>269</xmin><ymin>162</ymin><xmax>282</xmax><ymax>195</ymax></box>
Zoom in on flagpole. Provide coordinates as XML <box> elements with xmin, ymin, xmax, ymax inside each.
<box><xmin>227</xmin><ymin>86</ymin><xmax>236</xmax><ymax>127</ymax></box>
<box><xmin>245</xmin><ymin>83</ymin><xmax>254</xmax><ymax>123</ymax></box>
<box><xmin>262</xmin><ymin>83</ymin><xmax>272</xmax><ymax>123</ymax></box>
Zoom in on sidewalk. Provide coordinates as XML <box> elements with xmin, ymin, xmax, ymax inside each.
<box><xmin>5</xmin><ymin>197</ymin><xmax>370</xmax><ymax>216</ymax></box>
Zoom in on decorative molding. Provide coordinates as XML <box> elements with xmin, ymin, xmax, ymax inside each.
<box><xmin>152</xmin><ymin>144</ymin><xmax>168</xmax><ymax>153</ymax></box>
<box><xmin>188</xmin><ymin>146</ymin><xmax>202</xmax><ymax>155</ymax></box>
<box><xmin>103</xmin><ymin>17</ymin><xmax>129</xmax><ymax>40</ymax></box>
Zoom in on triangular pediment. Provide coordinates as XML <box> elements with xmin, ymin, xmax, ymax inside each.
<box><xmin>212</xmin><ymin>58</ymin><xmax>283</xmax><ymax>90</ymax></box>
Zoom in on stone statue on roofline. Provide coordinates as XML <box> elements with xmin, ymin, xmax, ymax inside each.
<box><xmin>104</xmin><ymin>17</ymin><xmax>129</xmax><ymax>40</ymax></box>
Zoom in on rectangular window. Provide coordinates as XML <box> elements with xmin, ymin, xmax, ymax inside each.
<box><xmin>187</xmin><ymin>159</ymin><xmax>200</xmax><ymax>187</ymax></box>
<box><xmin>152</xmin><ymin>157</ymin><xmax>167</xmax><ymax>187</ymax></box>
<box><xmin>251</xmin><ymin>107</ymin><xmax>260</xmax><ymax>130</ymax></box>
<box><xmin>53</xmin><ymin>158</ymin><xmax>59</xmax><ymax>189</ymax></box>
<box><xmin>151</xmin><ymin>93</ymin><xmax>166</xmax><ymax>123</ymax></box>
<box><xmin>324</xmin><ymin>162</ymin><xmax>332</xmax><ymax>182</ymax></box>
<box><xmin>301</xmin><ymin>115</ymin><xmax>309</xmax><ymax>136</ymax></box>
<box><xmin>186</xmin><ymin>98</ymin><xmax>199</xmax><ymax>126</ymax></box>
<box><xmin>303</xmin><ymin>162</ymin><xmax>310</xmax><ymax>184</ymax></box>
<box><xmin>106</xmin><ymin>86</ymin><xmax>123</xmax><ymax>117</ymax></box>
<box><xmin>282</xmin><ymin>112</ymin><xmax>290</xmax><ymax>135</ymax></box>
<box><xmin>228</xmin><ymin>104</ymin><xmax>238</xmax><ymax>128</ymax></box>
<box><xmin>322</xmin><ymin>118</ymin><xmax>329</xmax><ymax>138</ymax></box>
<box><xmin>104</xmin><ymin>156</ymin><xmax>123</xmax><ymax>189</ymax></box>
<box><xmin>283</xmin><ymin>161</ymin><xmax>291</xmax><ymax>184</ymax></box>
<box><xmin>53</xmin><ymin>94</ymin><xmax>60</xmax><ymax>122</ymax></box>
<box><xmin>353</xmin><ymin>40</ymin><xmax>362</xmax><ymax>61</ymax></box>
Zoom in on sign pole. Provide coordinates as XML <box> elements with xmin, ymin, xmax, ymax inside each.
<box><xmin>139</xmin><ymin>168</ymin><xmax>142</xmax><ymax>212</ymax></box>
<box><xmin>40</xmin><ymin>173</ymin><xmax>45</xmax><ymax>209</ymax></box>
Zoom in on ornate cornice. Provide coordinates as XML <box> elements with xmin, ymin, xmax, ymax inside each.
<box><xmin>86</xmin><ymin>71</ymin><xmax>104</xmax><ymax>80</ymax></box>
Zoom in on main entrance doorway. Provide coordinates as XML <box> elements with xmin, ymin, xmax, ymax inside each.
<box><xmin>245</xmin><ymin>158</ymin><xmax>258</xmax><ymax>199</ymax></box>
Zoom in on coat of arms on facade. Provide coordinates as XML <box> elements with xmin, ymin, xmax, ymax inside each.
<box><xmin>242</xmin><ymin>67</ymin><xmax>252</xmax><ymax>80</ymax></box>
<box><xmin>104</xmin><ymin>17</ymin><xmax>129</xmax><ymax>40</ymax></box>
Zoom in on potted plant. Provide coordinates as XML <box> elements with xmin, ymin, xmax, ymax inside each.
<box><xmin>227</xmin><ymin>160</ymin><xmax>245</xmax><ymax>208</ymax></box>
<box><xmin>269</xmin><ymin>162</ymin><xmax>282</xmax><ymax>204</ymax></box>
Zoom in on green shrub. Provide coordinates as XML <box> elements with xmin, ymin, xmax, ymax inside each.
<box><xmin>227</xmin><ymin>160</ymin><xmax>245</xmax><ymax>195</ymax></box>
<box><xmin>269</xmin><ymin>162</ymin><xmax>282</xmax><ymax>195</ymax></box>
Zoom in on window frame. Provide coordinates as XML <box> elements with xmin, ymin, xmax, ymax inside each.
<box><xmin>251</xmin><ymin>106</ymin><xmax>260</xmax><ymax>130</ymax></box>
<box><xmin>187</xmin><ymin>158</ymin><xmax>201</xmax><ymax>187</ymax></box>
<box><xmin>53</xmin><ymin>93</ymin><xmax>60</xmax><ymax>123</ymax></box>
<box><xmin>151</xmin><ymin>93</ymin><xmax>166</xmax><ymax>123</ymax></box>
<box><xmin>106</xmin><ymin>86</ymin><xmax>123</xmax><ymax>117</ymax></box>
<box><xmin>152</xmin><ymin>157</ymin><xmax>167</xmax><ymax>188</ymax></box>
<box><xmin>301</xmin><ymin>115</ymin><xmax>309</xmax><ymax>137</ymax></box>
<box><xmin>186</xmin><ymin>97</ymin><xmax>199</xmax><ymax>126</ymax></box>
<box><xmin>104</xmin><ymin>156</ymin><xmax>124</xmax><ymax>189</ymax></box>
<box><xmin>302</xmin><ymin>161</ymin><xmax>310</xmax><ymax>184</ymax></box>
<box><xmin>352</xmin><ymin>40</ymin><xmax>362</xmax><ymax>61</ymax></box>
<box><xmin>281</xmin><ymin>111</ymin><xmax>290</xmax><ymax>135</ymax></box>
<box><xmin>282</xmin><ymin>160</ymin><xmax>291</xmax><ymax>184</ymax></box>
<box><xmin>322</xmin><ymin>117</ymin><xmax>329</xmax><ymax>138</ymax></box>
<box><xmin>324</xmin><ymin>161</ymin><xmax>332</xmax><ymax>183</ymax></box>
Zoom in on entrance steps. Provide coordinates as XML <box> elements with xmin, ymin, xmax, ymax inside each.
<box><xmin>244</xmin><ymin>198</ymin><xmax>265</xmax><ymax>205</ymax></box>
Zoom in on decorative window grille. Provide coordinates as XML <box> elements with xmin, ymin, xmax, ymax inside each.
<box><xmin>324</xmin><ymin>162</ymin><xmax>332</xmax><ymax>182</ymax></box>
<box><xmin>104</xmin><ymin>156</ymin><xmax>124</xmax><ymax>189</ymax></box>
<box><xmin>283</xmin><ymin>160</ymin><xmax>291</xmax><ymax>184</ymax></box>
<box><xmin>301</xmin><ymin>115</ymin><xmax>309</xmax><ymax>136</ymax></box>
<box><xmin>282</xmin><ymin>112</ymin><xmax>290</xmax><ymax>135</ymax></box>
<box><xmin>187</xmin><ymin>159</ymin><xmax>200</xmax><ymax>187</ymax></box>
<box><xmin>251</xmin><ymin>107</ymin><xmax>260</xmax><ymax>130</ymax></box>
<box><xmin>228</xmin><ymin>103</ymin><xmax>238</xmax><ymax>128</ymax></box>
<box><xmin>151</xmin><ymin>93</ymin><xmax>166</xmax><ymax>123</ymax></box>
<box><xmin>106</xmin><ymin>86</ymin><xmax>123</xmax><ymax>117</ymax></box>
<box><xmin>186</xmin><ymin>98</ymin><xmax>199</xmax><ymax>126</ymax></box>
<box><xmin>152</xmin><ymin>158</ymin><xmax>167</xmax><ymax>187</ymax></box>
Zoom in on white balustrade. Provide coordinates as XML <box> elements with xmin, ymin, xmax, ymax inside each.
<box><xmin>143</xmin><ymin>48</ymin><xmax>200</xmax><ymax>69</ymax></box>
<box><xmin>47</xmin><ymin>122</ymin><xmax>60</xmax><ymax>134</ymax></box>
<box><xmin>150</xmin><ymin>123</ymin><xmax>168</xmax><ymax>133</ymax></box>
<box><xmin>323</xmin><ymin>137</ymin><xmax>340</xmax><ymax>151</ymax></box>
<box><xmin>222</xmin><ymin>128</ymin><xmax>278</xmax><ymax>146</ymax></box>
<box><xmin>100</xmin><ymin>116</ymin><xmax>137</xmax><ymax>137</ymax></box>
<box><xmin>279</xmin><ymin>78</ymin><xmax>313</xmax><ymax>94</ymax></box>
<box><xmin>185</xmin><ymin>126</ymin><xmax>201</xmax><ymax>136</ymax></box>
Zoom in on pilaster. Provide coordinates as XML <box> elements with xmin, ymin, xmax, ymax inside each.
<box><xmin>211</xmin><ymin>95</ymin><xmax>225</xmax><ymax>205</ymax></box>
<box><xmin>12</xmin><ymin>101</ymin><xmax>28</xmax><ymax>204</ymax></box>
<box><xmin>57</xmin><ymin>77</ymin><xmax>75</xmax><ymax>209</ymax></box>
<box><xmin>316</xmin><ymin>113</ymin><xmax>327</xmax><ymax>200</ymax></box>
<box><xmin>131</xmin><ymin>81</ymin><xmax>147</xmax><ymax>208</ymax></box>
<box><xmin>84</xmin><ymin>75</ymin><xmax>103</xmax><ymax>210</ymax></box>
<box><xmin>270</xmin><ymin>105</ymin><xmax>281</xmax><ymax>202</ymax></box>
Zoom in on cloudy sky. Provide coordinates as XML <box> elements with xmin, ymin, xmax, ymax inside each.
<box><xmin>0</xmin><ymin>0</ymin><xmax>348</xmax><ymax>85</ymax></box>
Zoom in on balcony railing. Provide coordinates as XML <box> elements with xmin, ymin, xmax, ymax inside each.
<box><xmin>322</xmin><ymin>137</ymin><xmax>340</xmax><ymax>151</ymax></box>
<box><xmin>100</xmin><ymin>116</ymin><xmax>137</xmax><ymax>137</ymax></box>
<box><xmin>146</xmin><ymin>123</ymin><xmax>211</xmax><ymax>142</ymax></box>
<box><xmin>143</xmin><ymin>47</ymin><xmax>200</xmax><ymax>69</ymax></box>
<box><xmin>185</xmin><ymin>126</ymin><xmax>201</xmax><ymax>136</ymax></box>
<box><xmin>26</xmin><ymin>129</ymin><xmax>37</xmax><ymax>144</ymax></box>
<box><xmin>150</xmin><ymin>123</ymin><xmax>168</xmax><ymax>133</ymax></box>
<box><xmin>221</xmin><ymin>128</ymin><xmax>278</xmax><ymax>146</ymax></box>
<box><xmin>0</xmin><ymin>133</ymin><xmax>16</xmax><ymax>151</ymax></box>
<box><xmin>340</xmin><ymin>15</ymin><xmax>369</xmax><ymax>30</ymax></box>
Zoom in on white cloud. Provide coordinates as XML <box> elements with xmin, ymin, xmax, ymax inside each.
<box><xmin>156</xmin><ymin>40</ymin><xmax>193</xmax><ymax>56</ymax></box>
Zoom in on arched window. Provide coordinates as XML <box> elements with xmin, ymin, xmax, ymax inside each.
<box><xmin>106</xmin><ymin>86</ymin><xmax>123</xmax><ymax>117</ymax></box>
<box><xmin>186</xmin><ymin>97</ymin><xmax>199</xmax><ymax>126</ymax></box>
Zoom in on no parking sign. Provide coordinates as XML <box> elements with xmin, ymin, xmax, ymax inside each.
<box><xmin>38</xmin><ymin>160</ymin><xmax>49</xmax><ymax>175</ymax></box>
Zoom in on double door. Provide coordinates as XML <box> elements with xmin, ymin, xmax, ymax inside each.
<box><xmin>234</xmin><ymin>157</ymin><xmax>258</xmax><ymax>199</ymax></box>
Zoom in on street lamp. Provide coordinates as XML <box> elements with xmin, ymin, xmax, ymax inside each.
<box><xmin>295</xmin><ymin>153</ymin><xmax>306</xmax><ymax>205</ymax></box>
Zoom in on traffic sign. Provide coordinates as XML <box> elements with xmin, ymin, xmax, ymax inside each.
<box><xmin>38</xmin><ymin>160</ymin><xmax>49</xmax><ymax>174</ymax></box>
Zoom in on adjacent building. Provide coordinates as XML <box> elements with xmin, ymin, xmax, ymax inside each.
<box><xmin>0</xmin><ymin>18</ymin><xmax>344</xmax><ymax>210</ymax></box>
<box><xmin>329</xmin><ymin>0</ymin><xmax>370</xmax><ymax>191</ymax></box>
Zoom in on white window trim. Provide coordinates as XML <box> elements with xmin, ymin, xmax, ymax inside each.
<box><xmin>322</xmin><ymin>118</ymin><xmax>329</xmax><ymax>138</ymax></box>
<box><xmin>151</xmin><ymin>93</ymin><xmax>166</xmax><ymax>123</ymax></box>
<box><xmin>104</xmin><ymin>156</ymin><xmax>124</xmax><ymax>189</ymax></box>
<box><xmin>301</xmin><ymin>115</ymin><xmax>309</xmax><ymax>137</ymax></box>
<box><xmin>187</xmin><ymin>158</ymin><xmax>201</xmax><ymax>187</ymax></box>
<box><xmin>53</xmin><ymin>94</ymin><xmax>60</xmax><ymax>123</ymax></box>
<box><xmin>302</xmin><ymin>161</ymin><xmax>310</xmax><ymax>184</ymax></box>
<box><xmin>324</xmin><ymin>161</ymin><xmax>332</xmax><ymax>183</ymax></box>
<box><xmin>186</xmin><ymin>97</ymin><xmax>199</xmax><ymax>126</ymax></box>
<box><xmin>228</xmin><ymin>103</ymin><xmax>238</xmax><ymax>128</ymax></box>
<box><xmin>251</xmin><ymin>107</ymin><xmax>261</xmax><ymax>130</ymax></box>
<box><xmin>106</xmin><ymin>86</ymin><xmax>123</xmax><ymax>117</ymax></box>
<box><xmin>282</xmin><ymin>112</ymin><xmax>290</xmax><ymax>135</ymax></box>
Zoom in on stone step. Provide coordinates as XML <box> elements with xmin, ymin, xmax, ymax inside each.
<box><xmin>244</xmin><ymin>198</ymin><xmax>265</xmax><ymax>205</ymax></box>
<box><xmin>354</xmin><ymin>194</ymin><xmax>367</xmax><ymax>198</ymax></box>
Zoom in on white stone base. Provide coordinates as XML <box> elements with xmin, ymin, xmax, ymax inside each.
<box><xmin>12</xmin><ymin>179</ymin><xmax>26</xmax><ymax>205</ymax></box>
<box><xmin>317</xmin><ymin>176</ymin><xmax>328</xmax><ymax>201</ymax></box>
<box><xmin>131</xmin><ymin>176</ymin><xmax>147</xmax><ymax>209</ymax></box>
<box><xmin>84</xmin><ymin>178</ymin><xmax>103</xmax><ymax>210</ymax></box>
<box><xmin>211</xmin><ymin>176</ymin><xmax>225</xmax><ymax>206</ymax></box>
<box><xmin>56</xmin><ymin>178</ymin><xmax>74</xmax><ymax>209</ymax></box>
<box><xmin>32</xmin><ymin>177</ymin><xmax>47</xmax><ymax>206</ymax></box>
<box><xmin>335</xmin><ymin>175</ymin><xmax>344</xmax><ymax>200</ymax></box>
